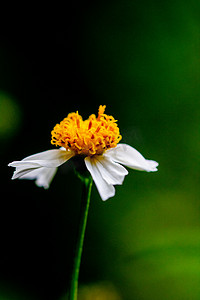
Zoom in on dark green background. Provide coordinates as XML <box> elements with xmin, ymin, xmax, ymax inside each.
<box><xmin>1</xmin><ymin>1</ymin><xmax>200</xmax><ymax>299</ymax></box>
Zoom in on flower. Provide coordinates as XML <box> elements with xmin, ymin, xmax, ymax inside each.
<box><xmin>8</xmin><ymin>105</ymin><xmax>158</xmax><ymax>201</ymax></box>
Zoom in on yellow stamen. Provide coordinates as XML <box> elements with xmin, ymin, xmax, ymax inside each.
<box><xmin>51</xmin><ymin>105</ymin><xmax>122</xmax><ymax>156</ymax></box>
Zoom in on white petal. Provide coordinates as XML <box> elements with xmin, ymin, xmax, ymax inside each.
<box><xmin>22</xmin><ymin>149</ymin><xmax>74</xmax><ymax>168</ymax></box>
<box><xmin>10</xmin><ymin>164</ymin><xmax>41</xmax><ymax>180</ymax></box>
<box><xmin>93</xmin><ymin>155</ymin><xmax>128</xmax><ymax>185</ymax></box>
<box><xmin>85</xmin><ymin>156</ymin><xmax>115</xmax><ymax>201</ymax></box>
<box><xmin>8</xmin><ymin>148</ymin><xmax>74</xmax><ymax>184</ymax></box>
<box><xmin>146</xmin><ymin>160</ymin><xmax>159</xmax><ymax>171</ymax></box>
<box><xmin>8</xmin><ymin>148</ymin><xmax>74</xmax><ymax>171</ymax></box>
<box><xmin>20</xmin><ymin>167</ymin><xmax>57</xmax><ymax>189</ymax></box>
<box><xmin>105</xmin><ymin>143</ymin><xmax>158</xmax><ymax>172</ymax></box>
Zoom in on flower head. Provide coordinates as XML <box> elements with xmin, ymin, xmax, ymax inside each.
<box><xmin>51</xmin><ymin>105</ymin><xmax>121</xmax><ymax>156</ymax></box>
<box><xmin>8</xmin><ymin>105</ymin><xmax>158</xmax><ymax>200</ymax></box>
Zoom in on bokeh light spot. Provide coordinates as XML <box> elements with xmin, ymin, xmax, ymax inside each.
<box><xmin>0</xmin><ymin>91</ymin><xmax>22</xmax><ymax>140</ymax></box>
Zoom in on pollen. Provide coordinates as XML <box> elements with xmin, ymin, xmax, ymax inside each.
<box><xmin>51</xmin><ymin>105</ymin><xmax>122</xmax><ymax>156</ymax></box>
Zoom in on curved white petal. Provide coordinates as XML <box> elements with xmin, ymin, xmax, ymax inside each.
<box><xmin>8</xmin><ymin>148</ymin><xmax>74</xmax><ymax>170</ymax></box>
<box><xmin>22</xmin><ymin>148</ymin><xmax>74</xmax><ymax>168</ymax></box>
<box><xmin>8</xmin><ymin>148</ymin><xmax>74</xmax><ymax>186</ymax></box>
<box><xmin>105</xmin><ymin>143</ymin><xmax>158</xmax><ymax>172</ymax></box>
<box><xmin>85</xmin><ymin>156</ymin><xmax>115</xmax><ymax>201</ymax></box>
<box><xmin>94</xmin><ymin>155</ymin><xmax>128</xmax><ymax>185</ymax></box>
<box><xmin>10</xmin><ymin>163</ymin><xmax>41</xmax><ymax>180</ymax></box>
<box><xmin>20</xmin><ymin>167</ymin><xmax>58</xmax><ymax>189</ymax></box>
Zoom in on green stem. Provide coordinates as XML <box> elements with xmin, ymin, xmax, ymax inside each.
<box><xmin>69</xmin><ymin>176</ymin><xmax>93</xmax><ymax>300</ymax></box>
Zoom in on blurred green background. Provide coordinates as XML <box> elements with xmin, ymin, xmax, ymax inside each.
<box><xmin>1</xmin><ymin>1</ymin><xmax>200</xmax><ymax>299</ymax></box>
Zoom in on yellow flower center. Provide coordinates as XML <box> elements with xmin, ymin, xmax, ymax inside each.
<box><xmin>51</xmin><ymin>105</ymin><xmax>122</xmax><ymax>156</ymax></box>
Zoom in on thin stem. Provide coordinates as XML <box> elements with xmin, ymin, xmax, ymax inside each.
<box><xmin>68</xmin><ymin>176</ymin><xmax>93</xmax><ymax>300</ymax></box>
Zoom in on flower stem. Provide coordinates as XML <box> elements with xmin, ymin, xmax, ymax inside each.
<box><xmin>68</xmin><ymin>176</ymin><xmax>93</xmax><ymax>300</ymax></box>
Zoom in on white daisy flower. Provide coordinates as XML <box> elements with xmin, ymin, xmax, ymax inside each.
<box><xmin>8</xmin><ymin>105</ymin><xmax>158</xmax><ymax>201</ymax></box>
